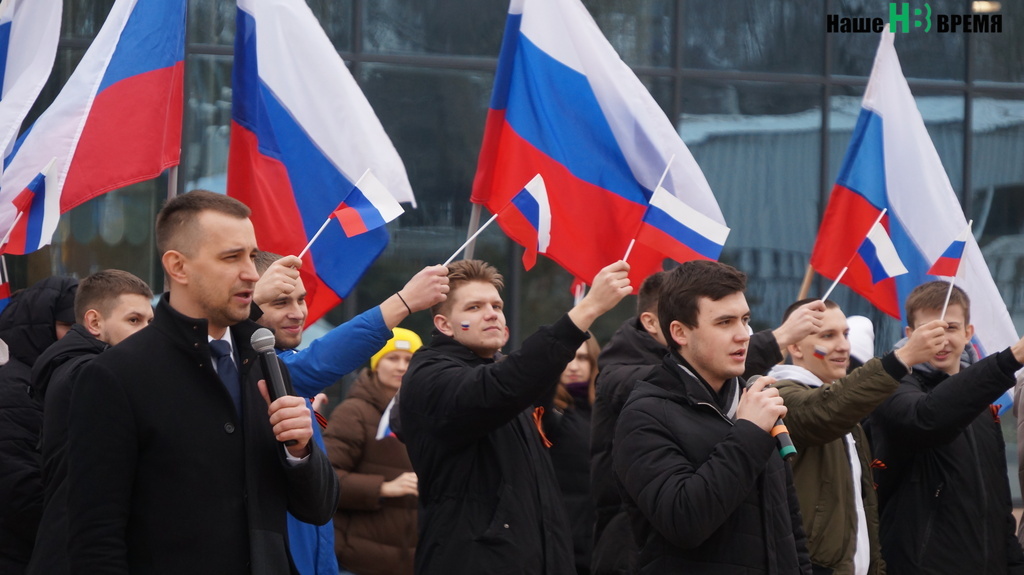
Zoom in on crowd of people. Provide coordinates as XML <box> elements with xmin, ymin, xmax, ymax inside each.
<box><xmin>0</xmin><ymin>188</ymin><xmax>1022</xmax><ymax>575</ymax></box>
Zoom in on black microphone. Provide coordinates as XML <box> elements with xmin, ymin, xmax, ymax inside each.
<box><xmin>745</xmin><ymin>375</ymin><xmax>797</xmax><ymax>462</ymax></box>
<box><xmin>250</xmin><ymin>328</ymin><xmax>297</xmax><ymax>446</ymax></box>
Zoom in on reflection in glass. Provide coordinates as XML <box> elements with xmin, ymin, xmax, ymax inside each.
<box><xmin>187</xmin><ymin>0</ymin><xmax>235</xmax><ymax>46</ymax></box>
<box><xmin>682</xmin><ymin>0</ymin><xmax>823</xmax><ymax>74</ymax></box>
<box><xmin>183</xmin><ymin>54</ymin><xmax>233</xmax><ymax>193</ymax></box>
<box><xmin>585</xmin><ymin>0</ymin><xmax>674</xmax><ymax>68</ymax></box>
<box><xmin>363</xmin><ymin>0</ymin><xmax>506</xmax><ymax>56</ymax></box>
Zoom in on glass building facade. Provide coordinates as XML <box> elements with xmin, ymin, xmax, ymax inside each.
<box><xmin>15</xmin><ymin>0</ymin><xmax>1024</xmax><ymax>491</ymax></box>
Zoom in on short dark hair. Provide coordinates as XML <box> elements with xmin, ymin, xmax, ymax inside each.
<box><xmin>155</xmin><ymin>190</ymin><xmax>251</xmax><ymax>256</ymax></box>
<box><xmin>905</xmin><ymin>281</ymin><xmax>970</xmax><ymax>327</ymax></box>
<box><xmin>254</xmin><ymin>251</ymin><xmax>283</xmax><ymax>275</ymax></box>
<box><xmin>658</xmin><ymin>260</ymin><xmax>746</xmax><ymax>346</ymax></box>
<box><xmin>637</xmin><ymin>271</ymin><xmax>667</xmax><ymax>315</ymax></box>
<box><xmin>74</xmin><ymin>270</ymin><xmax>154</xmax><ymax>323</ymax></box>
<box><xmin>432</xmin><ymin>259</ymin><xmax>504</xmax><ymax>316</ymax></box>
<box><xmin>782</xmin><ymin>298</ymin><xmax>838</xmax><ymax>323</ymax></box>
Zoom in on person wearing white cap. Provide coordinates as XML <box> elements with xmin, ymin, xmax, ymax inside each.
<box><xmin>846</xmin><ymin>315</ymin><xmax>875</xmax><ymax>372</ymax></box>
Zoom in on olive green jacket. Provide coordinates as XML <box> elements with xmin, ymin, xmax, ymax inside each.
<box><xmin>771</xmin><ymin>355</ymin><xmax>906</xmax><ymax>575</ymax></box>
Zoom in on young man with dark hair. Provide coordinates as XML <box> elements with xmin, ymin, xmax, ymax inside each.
<box><xmin>590</xmin><ymin>270</ymin><xmax>825</xmax><ymax>574</ymax></box>
<box><xmin>868</xmin><ymin>281</ymin><xmax>1024</xmax><ymax>574</ymax></box>
<box><xmin>251</xmin><ymin>251</ymin><xmax>447</xmax><ymax>575</ymax></box>
<box><xmin>613</xmin><ymin>260</ymin><xmax>811</xmax><ymax>574</ymax></box>
<box><xmin>27</xmin><ymin>270</ymin><xmax>154</xmax><ymax>575</ymax></box>
<box><xmin>66</xmin><ymin>190</ymin><xmax>338</xmax><ymax>574</ymax></box>
<box><xmin>399</xmin><ymin>258</ymin><xmax>631</xmax><ymax>574</ymax></box>
<box><xmin>768</xmin><ymin>297</ymin><xmax>943</xmax><ymax>575</ymax></box>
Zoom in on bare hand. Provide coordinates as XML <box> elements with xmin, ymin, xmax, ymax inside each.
<box><xmin>736</xmin><ymin>376</ymin><xmax>787</xmax><ymax>433</ymax></box>
<box><xmin>398</xmin><ymin>265</ymin><xmax>450</xmax><ymax>313</ymax></box>
<box><xmin>311</xmin><ymin>393</ymin><xmax>328</xmax><ymax>416</ymax></box>
<box><xmin>568</xmin><ymin>261</ymin><xmax>632</xmax><ymax>332</ymax></box>
<box><xmin>380</xmin><ymin>471</ymin><xmax>418</xmax><ymax>498</ymax></box>
<box><xmin>773</xmin><ymin>300</ymin><xmax>825</xmax><ymax>348</ymax></box>
<box><xmin>898</xmin><ymin>319</ymin><xmax>947</xmax><ymax>366</ymax></box>
<box><xmin>254</xmin><ymin>256</ymin><xmax>303</xmax><ymax>306</ymax></box>
<box><xmin>258</xmin><ymin>379</ymin><xmax>313</xmax><ymax>458</ymax></box>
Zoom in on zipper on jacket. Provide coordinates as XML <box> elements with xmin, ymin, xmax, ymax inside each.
<box><xmin>696</xmin><ymin>402</ymin><xmax>734</xmax><ymax>426</ymax></box>
<box><xmin>919</xmin><ymin>480</ymin><xmax>944</xmax><ymax>562</ymax></box>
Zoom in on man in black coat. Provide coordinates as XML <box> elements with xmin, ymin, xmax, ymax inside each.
<box><xmin>868</xmin><ymin>281</ymin><xmax>1024</xmax><ymax>574</ymax></box>
<box><xmin>27</xmin><ymin>270</ymin><xmax>154</xmax><ymax>575</ymax></box>
<box><xmin>591</xmin><ymin>271</ymin><xmax>823</xmax><ymax>574</ymax></box>
<box><xmin>0</xmin><ymin>276</ymin><xmax>77</xmax><ymax>575</ymax></box>
<box><xmin>613</xmin><ymin>260</ymin><xmax>811</xmax><ymax>574</ymax></box>
<box><xmin>399</xmin><ymin>258</ymin><xmax>631</xmax><ymax>575</ymax></box>
<box><xmin>65</xmin><ymin>191</ymin><xmax>338</xmax><ymax>574</ymax></box>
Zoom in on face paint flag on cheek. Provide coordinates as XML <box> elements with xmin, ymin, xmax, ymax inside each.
<box><xmin>813</xmin><ymin>346</ymin><xmax>827</xmax><ymax>359</ymax></box>
<box><xmin>461</xmin><ymin>321</ymin><xmax>470</xmax><ymax>331</ymax></box>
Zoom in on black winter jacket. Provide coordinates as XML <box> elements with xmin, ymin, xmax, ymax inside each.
<box><xmin>26</xmin><ymin>324</ymin><xmax>107</xmax><ymax>575</ymax></box>
<box><xmin>398</xmin><ymin>315</ymin><xmax>586</xmax><ymax>575</ymax></box>
<box><xmin>613</xmin><ymin>353</ymin><xmax>811</xmax><ymax>575</ymax></box>
<box><xmin>0</xmin><ymin>276</ymin><xmax>77</xmax><ymax>575</ymax></box>
<box><xmin>868</xmin><ymin>349</ymin><xmax>1024</xmax><ymax>575</ymax></box>
<box><xmin>590</xmin><ymin>317</ymin><xmax>784</xmax><ymax>574</ymax></box>
<box><xmin>546</xmin><ymin>396</ymin><xmax>595</xmax><ymax>574</ymax></box>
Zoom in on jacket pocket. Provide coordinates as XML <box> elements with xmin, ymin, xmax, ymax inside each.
<box><xmin>916</xmin><ymin>481</ymin><xmax>944</xmax><ymax>563</ymax></box>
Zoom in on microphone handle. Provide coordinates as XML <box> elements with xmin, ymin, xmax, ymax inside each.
<box><xmin>771</xmin><ymin>418</ymin><xmax>797</xmax><ymax>462</ymax></box>
<box><xmin>257</xmin><ymin>351</ymin><xmax>298</xmax><ymax>447</ymax></box>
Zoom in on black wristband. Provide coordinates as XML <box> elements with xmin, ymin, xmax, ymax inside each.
<box><xmin>396</xmin><ymin>292</ymin><xmax>413</xmax><ymax>315</ymax></box>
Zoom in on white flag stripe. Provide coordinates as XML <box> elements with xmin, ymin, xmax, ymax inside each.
<box><xmin>650</xmin><ymin>186</ymin><xmax>731</xmax><ymax>245</ymax></box>
<box><xmin>524</xmin><ymin>174</ymin><xmax>550</xmax><ymax>253</ymax></box>
<box><xmin>353</xmin><ymin>169</ymin><xmax>404</xmax><ymax>224</ymax></box>
<box><xmin>866</xmin><ymin>222</ymin><xmax>908</xmax><ymax>277</ymax></box>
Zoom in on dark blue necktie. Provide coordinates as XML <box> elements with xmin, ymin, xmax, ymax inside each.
<box><xmin>210</xmin><ymin>339</ymin><xmax>242</xmax><ymax>418</ymax></box>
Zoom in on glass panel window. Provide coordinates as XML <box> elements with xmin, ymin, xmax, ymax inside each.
<box><xmin>362</xmin><ymin>0</ymin><xmax>506</xmax><ymax>57</ymax></box>
<box><xmin>585</xmin><ymin>0</ymin><xmax>675</xmax><ymax>68</ymax></box>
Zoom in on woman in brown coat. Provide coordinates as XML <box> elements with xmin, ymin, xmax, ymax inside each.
<box><xmin>323</xmin><ymin>328</ymin><xmax>422</xmax><ymax>575</ymax></box>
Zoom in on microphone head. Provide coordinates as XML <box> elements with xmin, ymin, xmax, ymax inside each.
<box><xmin>250</xmin><ymin>327</ymin><xmax>277</xmax><ymax>353</ymax></box>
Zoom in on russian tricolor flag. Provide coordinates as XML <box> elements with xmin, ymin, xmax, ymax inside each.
<box><xmin>1</xmin><ymin>157</ymin><xmax>52</xmax><ymax>254</ymax></box>
<box><xmin>857</xmin><ymin>221</ymin><xmax>908</xmax><ymax>284</ymax></box>
<box><xmin>472</xmin><ymin>0</ymin><xmax>724</xmax><ymax>287</ymax></box>
<box><xmin>0</xmin><ymin>0</ymin><xmax>61</xmax><ymax>161</ymax></box>
<box><xmin>810</xmin><ymin>29</ymin><xmax>1016</xmax><ymax>402</ymax></box>
<box><xmin>0</xmin><ymin>0</ymin><xmax>184</xmax><ymax>253</ymax></box>
<box><xmin>331</xmin><ymin>170</ymin><xmax>404</xmax><ymax>238</ymax></box>
<box><xmin>635</xmin><ymin>185</ymin><xmax>730</xmax><ymax>264</ymax></box>
<box><xmin>228</xmin><ymin>0</ymin><xmax>415</xmax><ymax>324</ymax></box>
<box><xmin>927</xmin><ymin>224</ymin><xmax>971</xmax><ymax>278</ymax></box>
<box><xmin>502</xmin><ymin>174</ymin><xmax>550</xmax><ymax>269</ymax></box>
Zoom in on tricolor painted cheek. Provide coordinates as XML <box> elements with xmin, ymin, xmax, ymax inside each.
<box><xmin>813</xmin><ymin>346</ymin><xmax>827</xmax><ymax>359</ymax></box>
<box><xmin>461</xmin><ymin>321</ymin><xmax>471</xmax><ymax>331</ymax></box>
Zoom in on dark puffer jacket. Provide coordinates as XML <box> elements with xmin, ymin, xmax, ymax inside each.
<box><xmin>323</xmin><ymin>370</ymin><xmax>416</xmax><ymax>575</ymax></box>
<box><xmin>868</xmin><ymin>349</ymin><xmax>1024</xmax><ymax>575</ymax></box>
<box><xmin>613</xmin><ymin>352</ymin><xmax>811</xmax><ymax>575</ymax></box>
<box><xmin>26</xmin><ymin>323</ymin><xmax>108</xmax><ymax>575</ymax></box>
<box><xmin>590</xmin><ymin>317</ymin><xmax>784</xmax><ymax>574</ymax></box>
<box><xmin>399</xmin><ymin>315</ymin><xmax>586</xmax><ymax>575</ymax></box>
<box><xmin>0</xmin><ymin>276</ymin><xmax>77</xmax><ymax>575</ymax></box>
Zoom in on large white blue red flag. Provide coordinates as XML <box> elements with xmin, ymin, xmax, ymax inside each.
<box><xmin>635</xmin><ymin>185</ymin><xmax>730</xmax><ymax>264</ymax></box>
<box><xmin>0</xmin><ymin>0</ymin><xmax>185</xmax><ymax>253</ymax></box>
<box><xmin>502</xmin><ymin>174</ymin><xmax>549</xmax><ymax>269</ymax></box>
<box><xmin>810</xmin><ymin>29</ymin><xmax>1016</xmax><ymax>379</ymax></box>
<box><xmin>472</xmin><ymin>0</ymin><xmax>725</xmax><ymax>287</ymax></box>
<box><xmin>0</xmin><ymin>0</ymin><xmax>61</xmax><ymax>162</ymax></box>
<box><xmin>229</xmin><ymin>0</ymin><xmax>415</xmax><ymax>323</ymax></box>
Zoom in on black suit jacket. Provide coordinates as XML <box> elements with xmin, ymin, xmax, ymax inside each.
<box><xmin>66</xmin><ymin>294</ymin><xmax>337</xmax><ymax>575</ymax></box>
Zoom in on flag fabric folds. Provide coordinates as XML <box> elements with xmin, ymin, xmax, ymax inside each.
<box><xmin>856</xmin><ymin>221</ymin><xmax>908</xmax><ymax>284</ymax></box>
<box><xmin>0</xmin><ymin>0</ymin><xmax>185</xmax><ymax>253</ymax></box>
<box><xmin>472</xmin><ymin>0</ymin><xmax>725</xmax><ymax>287</ymax></box>
<box><xmin>810</xmin><ymin>28</ymin><xmax>1016</xmax><ymax>361</ymax></box>
<box><xmin>331</xmin><ymin>170</ymin><xmax>404</xmax><ymax>238</ymax></box>
<box><xmin>635</xmin><ymin>185</ymin><xmax>730</xmax><ymax>264</ymax></box>
<box><xmin>502</xmin><ymin>174</ymin><xmax>550</xmax><ymax>269</ymax></box>
<box><xmin>229</xmin><ymin>0</ymin><xmax>414</xmax><ymax>323</ymax></box>
<box><xmin>0</xmin><ymin>0</ymin><xmax>62</xmax><ymax>161</ymax></box>
<box><xmin>927</xmin><ymin>224</ymin><xmax>971</xmax><ymax>277</ymax></box>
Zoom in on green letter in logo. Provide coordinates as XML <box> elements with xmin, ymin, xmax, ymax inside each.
<box><xmin>889</xmin><ymin>2</ymin><xmax>910</xmax><ymax>33</ymax></box>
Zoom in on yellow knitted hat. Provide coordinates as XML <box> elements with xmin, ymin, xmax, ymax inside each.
<box><xmin>370</xmin><ymin>327</ymin><xmax>423</xmax><ymax>371</ymax></box>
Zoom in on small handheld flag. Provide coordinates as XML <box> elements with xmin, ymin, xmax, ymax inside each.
<box><xmin>928</xmin><ymin>220</ymin><xmax>972</xmax><ymax>278</ymax></box>
<box><xmin>298</xmin><ymin>169</ymin><xmax>404</xmax><ymax>259</ymax></box>
<box><xmin>633</xmin><ymin>185</ymin><xmax>730</xmax><ymax>264</ymax></box>
<box><xmin>822</xmin><ymin>209</ymin><xmax>907</xmax><ymax>302</ymax></box>
<box><xmin>443</xmin><ymin>174</ymin><xmax>545</xmax><ymax>267</ymax></box>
